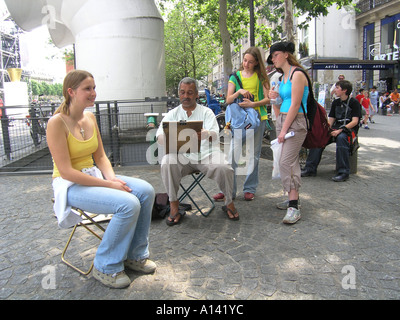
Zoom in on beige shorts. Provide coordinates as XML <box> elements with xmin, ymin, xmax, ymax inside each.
<box><xmin>276</xmin><ymin>113</ymin><xmax>307</xmax><ymax>193</ymax></box>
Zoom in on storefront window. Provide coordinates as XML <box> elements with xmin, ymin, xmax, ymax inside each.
<box><xmin>363</xmin><ymin>23</ymin><xmax>375</xmax><ymax>87</ymax></box>
<box><xmin>364</xmin><ymin>23</ymin><xmax>375</xmax><ymax>60</ymax></box>
<box><xmin>381</xmin><ymin>14</ymin><xmax>400</xmax><ymax>57</ymax></box>
<box><xmin>380</xmin><ymin>14</ymin><xmax>400</xmax><ymax>90</ymax></box>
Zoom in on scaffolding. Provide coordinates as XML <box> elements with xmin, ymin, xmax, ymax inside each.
<box><xmin>0</xmin><ymin>15</ymin><xmax>22</xmax><ymax>100</ymax></box>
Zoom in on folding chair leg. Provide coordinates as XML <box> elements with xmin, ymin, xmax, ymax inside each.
<box><xmin>179</xmin><ymin>173</ymin><xmax>215</xmax><ymax>217</ymax></box>
<box><xmin>61</xmin><ymin>208</ymin><xmax>105</xmax><ymax>276</ymax></box>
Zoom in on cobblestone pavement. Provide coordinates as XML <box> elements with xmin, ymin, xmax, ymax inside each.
<box><xmin>1</xmin><ymin>114</ymin><xmax>400</xmax><ymax>301</ymax></box>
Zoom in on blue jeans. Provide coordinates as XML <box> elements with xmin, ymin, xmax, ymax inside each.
<box><xmin>230</xmin><ymin>119</ymin><xmax>266</xmax><ymax>196</ymax></box>
<box><xmin>305</xmin><ymin>132</ymin><xmax>350</xmax><ymax>175</ymax></box>
<box><xmin>67</xmin><ymin>176</ymin><xmax>155</xmax><ymax>274</ymax></box>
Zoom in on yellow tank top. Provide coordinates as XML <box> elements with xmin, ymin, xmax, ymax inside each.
<box><xmin>52</xmin><ymin>116</ymin><xmax>98</xmax><ymax>178</ymax></box>
<box><xmin>229</xmin><ymin>71</ymin><xmax>259</xmax><ymax>101</ymax></box>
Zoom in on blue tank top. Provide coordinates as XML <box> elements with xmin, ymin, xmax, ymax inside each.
<box><xmin>279</xmin><ymin>75</ymin><xmax>309</xmax><ymax>114</ymax></box>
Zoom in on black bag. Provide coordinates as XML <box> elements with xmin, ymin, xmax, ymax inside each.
<box><xmin>151</xmin><ymin>193</ymin><xmax>193</xmax><ymax>220</ymax></box>
<box><xmin>152</xmin><ymin>193</ymin><xmax>170</xmax><ymax>219</ymax></box>
<box><xmin>349</xmin><ymin>133</ymin><xmax>359</xmax><ymax>156</ymax></box>
<box><xmin>342</xmin><ymin>126</ymin><xmax>359</xmax><ymax>156</ymax></box>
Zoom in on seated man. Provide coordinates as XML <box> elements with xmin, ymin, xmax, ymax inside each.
<box><xmin>389</xmin><ymin>88</ymin><xmax>399</xmax><ymax>114</ymax></box>
<box><xmin>301</xmin><ymin>80</ymin><xmax>361</xmax><ymax>182</ymax></box>
<box><xmin>156</xmin><ymin>77</ymin><xmax>239</xmax><ymax>225</ymax></box>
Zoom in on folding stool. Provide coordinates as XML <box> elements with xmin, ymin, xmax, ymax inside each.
<box><xmin>61</xmin><ymin>207</ymin><xmax>107</xmax><ymax>275</ymax></box>
<box><xmin>52</xmin><ymin>199</ymin><xmax>109</xmax><ymax>275</ymax></box>
<box><xmin>178</xmin><ymin>172</ymin><xmax>215</xmax><ymax>217</ymax></box>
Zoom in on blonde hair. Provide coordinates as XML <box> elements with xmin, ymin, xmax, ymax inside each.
<box><xmin>240</xmin><ymin>47</ymin><xmax>270</xmax><ymax>89</ymax></box>
<box><xmin>54</xmin><ymin>70</ymin><xmax>94</xmax><ymax>115</ymax></box>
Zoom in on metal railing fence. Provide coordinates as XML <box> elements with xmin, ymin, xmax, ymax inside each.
<box><xmin>0</xmin><ymin>98</ymin><xmax>170</xmax><ymax>174</ymax></box>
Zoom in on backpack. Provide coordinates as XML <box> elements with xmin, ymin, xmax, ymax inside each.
<box><xmin>225</xmin><ymin>102</ymin><xmax>260</xmax><ymax>139</ymax></box>
<box><xmin>225</xmin><ymin>72</ymin><xmax>260</xmax><ymax>139</ymax></box>
<box><xmin>290</xmin><ymin>68</ymin><xmax>331</xmax><ymax>149</ymax></box>
<box><xmin>151</xmin><ymin>193</ymin><xmax>170</xmax><ymax>219</ymax></box>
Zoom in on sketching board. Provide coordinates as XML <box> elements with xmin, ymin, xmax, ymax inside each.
<box><xmin>163</xmin><ymin>120</ymin><xmax>203</xmax><ymax>154</ymax></box>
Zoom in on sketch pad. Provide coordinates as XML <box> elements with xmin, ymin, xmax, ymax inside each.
<box><xmin>163</xmin><ymin>120</ymin><xmax>203</xmax><ymax>154</ymax></box>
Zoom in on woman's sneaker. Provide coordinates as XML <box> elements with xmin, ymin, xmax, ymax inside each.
<box><xmin>124</xmin><ymin>258</ymin><xmax>157</xmax><ymax>274</ymax></box>
<box><xmin>93</xmin><ymin>268</ymin><xmax>131</xmax><ymax>289</ymax></box>
<box><xmin>283</xmin><ymin>207</ymin><xmax>301</xmax><ymax>224</ymax></box>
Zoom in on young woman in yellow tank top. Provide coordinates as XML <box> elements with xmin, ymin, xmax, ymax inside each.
<box><xmin>213</xmin><ymin>47</ymin><xmax>270</xmax><ymax>203</ymax></box>
<box><xmin>47</xmin><ymin>70</ymin><xmax>156</xmax><ymax>289</ymax></box>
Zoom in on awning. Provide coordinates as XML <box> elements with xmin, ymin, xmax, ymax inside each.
<box><xmin>311</xmin><ymin>59</ymin><xmax>398</xmax><ymax>70</ymax></box>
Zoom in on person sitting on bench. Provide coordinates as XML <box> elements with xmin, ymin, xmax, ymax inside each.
<box><xmin>301</xmin><ymin>80</ymin><xmax>361</xmax><ymax>182</ymax></box>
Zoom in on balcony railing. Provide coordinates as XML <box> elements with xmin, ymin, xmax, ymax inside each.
<box><xmin>356</xmin><ymin>0</ymin><xmax>393</xmax><ymax>15</ymax></box>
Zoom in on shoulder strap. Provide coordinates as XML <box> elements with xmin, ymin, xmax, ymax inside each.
<box><xmin>290</xmin><ymin>67</ymin><xmax>313</xmax><ymax>129</ymax></box>
<box><xmin>290</xmin><ymin>68</ymin><xmax>313</xmax><ymax>98</ymax></box>
<box><xmin>58</xmin><ymin>114</ymin><xmax>71</xmax><ymax>133</ymax></box>
<box><xmin>343</xmin><ymin>98</ymin><xmax>351</xmax><ymax>126</ymax></box>
<box><xmin>232</xmin><ymin>71</ymin><xmax>243</xmax><ymax>89</ymax></box>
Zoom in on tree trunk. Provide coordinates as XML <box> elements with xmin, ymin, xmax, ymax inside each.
<box><xmin>249</xmin><ymin>0</ymin><xmax>255</xmax><ymax>47</ymax></box>
<box><xmin>218</xmin><ymin>0</ymin><xmax>233</xmax><ymax>95</ymax></box>
<box><xmin>284</xmin><ymin>0</ymin><xmax>294</xmax><ymax>43</ymax></box>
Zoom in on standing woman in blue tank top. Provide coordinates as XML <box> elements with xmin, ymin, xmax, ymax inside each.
<box><xmin>267</xmin><ymin>42</ymin><xmax>309</xmax><ymax>224</ymax></box>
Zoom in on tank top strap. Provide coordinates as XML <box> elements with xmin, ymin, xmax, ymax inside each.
<box><xmin>58</xmin><ymin>114</ymin><xmax>71</xmax><ymax>133</ymax></box>
<box><xmin>89</xmin><ymin>115</ymin><xmax>97</xmax><ymax>128</ymax></box>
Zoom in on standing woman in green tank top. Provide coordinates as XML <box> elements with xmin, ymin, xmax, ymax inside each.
<box><xmin>47</xmin><ymin>70</ymin><xmax>156</xmax><ymax>289</ymax></box>
<box><xmin>213</xmin><ymin>47</ymin><xmax>270</xmax><ymax>203</ymax></box>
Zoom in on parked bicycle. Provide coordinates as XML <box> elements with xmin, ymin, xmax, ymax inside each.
<box><xmin>25</xmin><ymin>105</ymin><xmax>52</xmax><ymax>146</ymax></box>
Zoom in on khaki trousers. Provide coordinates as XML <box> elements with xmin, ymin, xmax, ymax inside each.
<box><xmin>276</xmin><ymin>113</ymin><xmax>308</xmax><ymax>193</ymax></box>
<box><xmin>160</xmin><ymin>153</ymin><xmax>234</xmax><ymax>205</ymax></box>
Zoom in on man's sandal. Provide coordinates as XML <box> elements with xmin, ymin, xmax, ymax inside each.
<box><xmin>222</xmin><ymin>205</ymin><xmax>239</xmax><ymax>221</ymax></box>
<box><xmin>166</xmin><ymin>210</ymin><xmax>185</xmax><ymax>226</ymax></box>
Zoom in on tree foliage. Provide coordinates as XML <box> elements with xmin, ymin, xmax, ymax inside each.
<box><xmin>31</xmin><ymin>80</ymin><xmax>62</xmax><ymax>97</ymax></box>
<box><xmin>293</xmin><ymin>0</ymin><xmax>354</xmax><ymax>29</ymax></box>
<box><xmin>157</xmin><ymin>0</ymin><xmax>354</xmax><ymax>92</ymax></box>
<box><xmin>163</xmin><ymin>1</ymin><xmax>218</xmax><ymax>94</ymax></box>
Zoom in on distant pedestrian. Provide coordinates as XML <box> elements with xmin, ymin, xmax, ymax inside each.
<box><xmin>389</xmin><ymin>88</ymin><xmax>399</xmax><ymax>114</ymax></box>
<box><xmin>369</xmin><ymin>86</ymin><xmax>378</xmax><ymax>122</ymax></box>
<box><xmin>360</xmin><ymin>91</ymin><xmax>375</xmax><ymax>129</ymax></box>
<box><xmin>379</xmin><ymin>92</ymin><xmax>390</xmax><ymax>114</ymax></box>
<box><xmin>330</xmin><ymin>74</ymin><xmax>345</xmax><ymax>100</ymax></box>
<box><xmin>356</xmin><ymin>88</ymin><xmax>365</xmax><ymax>103</ymax></box>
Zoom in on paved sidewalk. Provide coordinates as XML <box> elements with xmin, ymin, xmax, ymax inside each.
<box><xmin>1</xmin><ymin>114</ymin><xmax>400</xmax><ymax>300</ymax></box>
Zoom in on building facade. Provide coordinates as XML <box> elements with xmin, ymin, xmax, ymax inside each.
<box><xmin>210</xmin><ymin>0</ymin><xmax>400</xmax><ymax>100</ymax></box>
<box><xmin>0</xmin><ymin>16</ymin><xmax>21</xmax><ymax>99</ymax></box>
<box><xmin>356</xmin><ymin>0</ymin><xmax>400</xmax><ymax>91</ymax></box>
